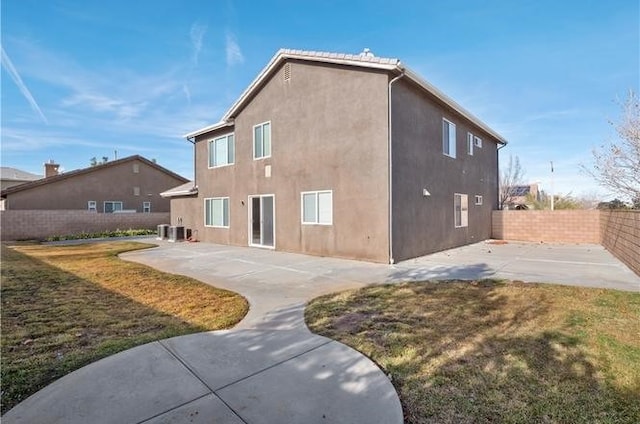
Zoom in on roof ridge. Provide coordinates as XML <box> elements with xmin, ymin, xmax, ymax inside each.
<box><xmin>278</xmin><ymin>47</ymin><xmax>399</xmax><ymax>64</ymax></box>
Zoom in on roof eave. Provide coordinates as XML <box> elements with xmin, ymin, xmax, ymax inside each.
<box><xmin>182</xmin><ymin>121</ymin><xmax>234</xmax><ymax>139</ymax></box>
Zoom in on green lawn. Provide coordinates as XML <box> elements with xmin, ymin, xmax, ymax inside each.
<box><xmin>306</xmin><ymin>280</ymin><xmax>640</xmax><ymax>424</ymax></box>
<box><xmin>1</xmin><ymin>242</ymin><xmax>248</xmax><ymax>414</ymax></box>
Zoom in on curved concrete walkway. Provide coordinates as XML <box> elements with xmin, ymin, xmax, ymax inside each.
<box><xmin>3</xmin><ymin>242</ymin><xmax>404</xmax><ymax>424</ymax></box>
<box><xmin>5</xmin><ymin>239</ymin><xmax>638</xmax><ymax>423</ymax></box>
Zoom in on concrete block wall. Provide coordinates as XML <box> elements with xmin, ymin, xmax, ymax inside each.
<box><xmin>0</xmin><ymin>210</ymin><xmax>170</xmax><ymax>241</ymax></box>
<box><xmin>492</xmin><ymin>210</ymin><xmax>601</xmax><ymax>243</ymax></box>
<box><xmin>600</xmin><ymin>210</ymin><xmax>640</xmax><ymax>276</ymax></box>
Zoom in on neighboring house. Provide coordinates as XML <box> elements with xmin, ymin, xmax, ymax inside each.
<box><xmin>1</xmin><ymin>155</ymin><xmax>189</xmax><ymax>213</ymax></box>
<box><xmin>166</xmin><ymin>48</ymin><xmax>507</xmax><ymax>263</ymax></box>
<box><xmin>503</xmin><ymin>184</ymin><xmax>540</xmax><ymax>210</ymax></box>
<box><xmin>0</xmin><ymin>167</ymin><xmax>42</xmax><ymax>191</ymax></box>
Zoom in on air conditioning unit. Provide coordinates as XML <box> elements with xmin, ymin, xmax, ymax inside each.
<box><xmin>157</xmin><ymin>224</ymin><xmax>169</xmax><ymax>240</ymax></box>
<box><xmin>168</xmin><ymin>226</ymin><xmax>185</xmax><ymax>242</ymax></box>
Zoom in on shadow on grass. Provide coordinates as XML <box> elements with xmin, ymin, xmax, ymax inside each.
<box><xmin>1</xmin><ymin>245</ymin><xmax>216</xmax><ymax>414</ymax></box>
<box><xmin>306</xmin><ymin>279</ymin><xmax>640</xmax><ymax>424</ymax></box>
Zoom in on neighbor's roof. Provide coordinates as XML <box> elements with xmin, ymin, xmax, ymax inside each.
<box><xmin>1</xmin><ymin>155</ymin><xmax>189</xmax><ymax>197</ymax></box>
<box><xmin>160</xmin><ymin>181</ymin><xmax>198</xmax><ymax>198</ymax></box>
<box><xmin>0</xmin><ymin>167</ymin><xmax>42</xmax><ymax>182</ymax></box>
<box><xmin>184</xmin><ymin>48</ymin><xmax>507</xmax><ymax>144</ymax></box>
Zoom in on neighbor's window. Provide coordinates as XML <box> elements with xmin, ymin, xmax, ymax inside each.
<box><xmin>208</xmin><ymin>133</ymin><xmax>235</xmax><ymax>168</ymax></box>
<box><xmin>143</xmin><ymin>201</ymin><xmax>151</xmax><ymax>213</ymax></box>
<box><xmin>475</xmin><ymin>195</ymin><xmax>483</xmax><ymax>205</ymax></box>
<box><xmin>474</xmin><ymin>135</ymin><xmax>483</xmax><ymax>148</ymax></box>
<box><xmin>104</xmin><ymin>201</ymin><xmax>123</xmax><ymax>213</ymax></box>
<box><xmin>302</xmin><ymin>190</ymin><xmax>332</xmax><ymax>225</ymax></box>
<box><xmin>205</xmin><ymin>197</ymin><xmax>229</xmax><ymax>227</ymax></box>
<box><xmin>454</xmin><ymin>194</ymin><xmax>468</xmax><ymax>228</ymax></box>
<box><xmin>133</xmin><ymin>163</ymin><xmax>140</xmax><ymax>173</ymax></box>
<box><xmin>88</xmin><ymin>200</ymin><xmax>97</xmax><ymax>212</ymax></box>
<box><xmin>254</xmin><ymin>121</ymin><xmax>271</xmax><ymax>159</ymax></box>
<box><xmin>443</xmin><ymin>119</ymin><xmax>456</xmax><ymax>158</ymax></box>
<box><xmin>467</xmin><ymin>132</ymin><xmax>474</xmax><ymax>156</ymax></box>
<box><xmin>133</xmin><ymin>186</ymin><xmax>140</xmax><ymax>196</ymax></box>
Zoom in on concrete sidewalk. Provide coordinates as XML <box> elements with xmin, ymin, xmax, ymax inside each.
<box><xmin>4</xmin><ymin>240</ymin><xmax>638</xmax><ymax>423</ymax></box>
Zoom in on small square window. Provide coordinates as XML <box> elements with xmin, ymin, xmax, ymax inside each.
<box><xmin>88</xmin><ymin>201</ymin><xmax>97</xmax><ymax>212</ymax></box>
<box><xmin>475</xmin><ymin>195</ymin><xmax>483</xmax><ymax>205</ymax></box>
<box><xmin>474</xmin><ymin>136</ymin><xmax>483</xmax><ymax>148</ymax></box>
<box><xmin>143</xmin><ymin>202</ymin><xmax>151</xmax><ymax>213</ymax></box>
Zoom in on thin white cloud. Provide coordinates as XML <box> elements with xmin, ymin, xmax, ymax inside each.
<box><xmin>190</xmin><ymin>22</ymin><xmax>207</xmax><ymax>65</ymax></box>
<box><xmin>182</xmin><ymin>84</ymin><xmax>192</xmax><ymax>104</ymax></box>
<box><xmin>1</xmin><ymin>46</ymin><xmax>48</xmax><ymax>123</ymax></box>
<box><xmin>225</xmin><ymin>31</ymin><xmax>244</xmax><ymax>66</ymax></box>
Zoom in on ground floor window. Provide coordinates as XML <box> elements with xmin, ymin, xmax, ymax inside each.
<box><xmin>454</xmin><ymin>193</ymin><xmax>468</xmax><ymax>228</ymax></box>
<box><xmin>301</xmin><ymin>190</ymin><xmax>332</xmax><ymax>225</ymax></box>
<box><xmin>205</xmin><ymin>197</ymin><xmax>229</xmax><ymax>227</ymax></box>
<box><xmin>88</xmin><ymin>200</ymin><xmax>97</xmax><ymax>212</ymax></box>
<box><xmin>143</xmin><ymin>201</ymin><xmax>151</xmax><ymax>213</ymax></box>
<box><xmin>104</xmin><ymin>201</ymin><xmax>123</xmax><ymax>213</ymax></box>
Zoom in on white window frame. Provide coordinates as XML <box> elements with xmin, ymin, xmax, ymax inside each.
<box><xmin>143</xmin><ymin>201</ymin><xmax>151</xmax><ymax>213</ymax></box>
<box><xmin>454</xmin><ymin>193</ymin><xmax>468</xmax><ymax>228</ymax></box>
<box><xmin>475</xmin><ymin>195</ymin><xmax>483</xmax><ymax>205</ymax></box>
<box><xmin>301</xmin><ymin>190</ymin><xmax>333</xmax><ymax>225</ymax></box>
<box><xmin>253</xmin><ymin>121</ymin><xmax>272</xmax><ymax>160</ymax></box>
<box><xmin>474</xmin><ymin>135</ymin><xmax>483</xmax><ymax>148</ymax></box>
<box><xmin>133</xmin><ymin>163</ymin><xmax>140</xmax><ymax>173</ymax></box>
<box><xmin>104</xmin><ymin>201</ymin><xmax>123</xmax><ymax>213</ymax></box>
<box><xmin>204</xmin><ymin>197</ymin><xmax>230</xmax><ymax>228</ymax></box>
<box><xmin>88</xmin><ymin>201</ymin><xmax>97</xmax><ymax>212</ymax></box>
<box><xmin>208</xmin><ymin>133</ymin><xmax>235</xmax><ymax>168</ymax></box>
<box><xmin>467</xmin><ymin>132</ymin><xmax>474</xmax><ymax>156</ymax></box>
<box><xmin>443</xmin><ymin>118</ymin><xmax>456</xmax><ymax>158</ymax></box>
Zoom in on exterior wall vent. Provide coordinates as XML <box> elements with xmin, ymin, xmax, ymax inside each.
<box><xmin>284</xmin><ymin>63</ymin><xmax>291</xmax><ymax>82</ymax></box>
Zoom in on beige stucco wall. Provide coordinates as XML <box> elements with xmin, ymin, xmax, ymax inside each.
<box><xmin>189</xmin><ymin>61</ymin><xmax>391</xmax><ymax>262</ymax></box>
<box><xmin>3</xmin><ymin>159</ymin><xmax>184</xmax><ymax>213</ymax></box>
<box><xmin>391</xmin><ymin>79</ymin><xmax>500</xmax><ymax>262</ymax></box>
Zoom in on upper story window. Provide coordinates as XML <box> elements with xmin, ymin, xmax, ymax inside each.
<box><xmin>442</xmin><ymin>119</ymin><xmax>456</xmax><ymax>158</ymax></box>
<box><xmin>254</xmin><ymin>122</ymin><xmax>271</xmax><ymax>159</ymax></box>
<box><xmin>467</xmin><ymin>132</ymin><xmax>474</xmax><ymax>156</ymax></box>
<box><xmin>143</xmin><ymin>201</ymin><xmax>151</xmax><ymax>213</ymax></box>
<box><xmin>133</xmin><ymin>163</ymin><xmax>140</xmax><ymax>173</ymax></box>
<box><xmin>208</xmin><ymin>133</ymin><xmax>235</xmax><ymax>168</ymax></box>
<box><xmin>474</xmin><ymin>135</ymin><xmax>483</xmax><ymax>148</ymax></box>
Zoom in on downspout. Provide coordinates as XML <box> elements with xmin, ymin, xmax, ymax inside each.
<box><xmin>388</xmin><ymin>70</ymin><xmax>405</xmax><ymax>264</ymax></box>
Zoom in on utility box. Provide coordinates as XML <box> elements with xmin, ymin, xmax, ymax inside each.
<box><xmin>157</xmin><ymin>224</ymin><xmax>169</xmax><ymax>240</ymax></box>
<box><xmin>168</xmin><ymin>226</ymin><xmax>185</xmax><ymax>242</ymax></box>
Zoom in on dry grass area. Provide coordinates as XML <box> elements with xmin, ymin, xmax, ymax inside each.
<box><xmin>1</xmin><ymin>242</ymin><xmax>248</xmax><ymax>414</ymax></box>
<box><xmin>306</xmin><ymin>280</ymin><xmax>640</xmax><ymax>424</ymax></box>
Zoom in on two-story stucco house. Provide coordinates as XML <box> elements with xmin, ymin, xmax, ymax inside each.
<box><xmin>166</xmin><ymin>49</ymin><xmax>507</xmax><ymax>263</ymax></box>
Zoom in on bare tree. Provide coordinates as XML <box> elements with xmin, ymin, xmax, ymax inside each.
<box><xmin>582</xmin><ymin>91</ymin><xmax>640</xmax><ymax>200</ymax></box>
<box><xmin>499</xmin><ymin>154</ymin><xmax>525</xmax><ymax>209</ymax></box>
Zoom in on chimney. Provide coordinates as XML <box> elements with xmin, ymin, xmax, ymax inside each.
<box><xmin>44</xmin><ymin>159</ymin><xmax>60</xmax><ymax>178</ymax></box>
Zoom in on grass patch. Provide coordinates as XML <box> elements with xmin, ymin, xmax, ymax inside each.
<box><xmin>1</xmin><ymin>242</ymin><xmax>248</xmax><ymax>414</ymax></box>
<box><xmin>306</xmin><ymin>280</ymin><xmax>640</xmax><ymax>424</ymax></box>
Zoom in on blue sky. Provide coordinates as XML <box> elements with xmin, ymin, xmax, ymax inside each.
<box><xmin>2</xmin><ymin>0</ymin><xmax>638</xmax><ymax>200</ymax></box>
